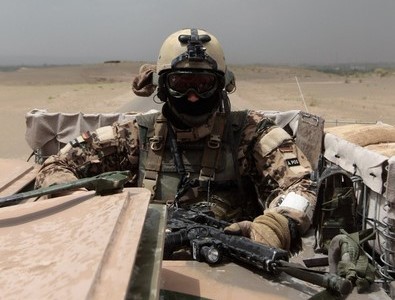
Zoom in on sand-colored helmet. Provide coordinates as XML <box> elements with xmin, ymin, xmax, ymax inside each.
<box><xmin>157</xmin><ymin>28</ymin><xmax>226</xmax><ymax>75</ymax></box>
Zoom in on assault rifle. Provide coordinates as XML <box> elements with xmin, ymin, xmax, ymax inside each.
<box><xmin>165</xmin><ymin>207</ymin><xmax>353</xmax><ymax>296</ymax></box>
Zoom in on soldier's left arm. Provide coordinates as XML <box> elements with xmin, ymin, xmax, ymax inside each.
<box><xmin>251</xmin><ymin>122</ymin><xmax>316</xmax><ymax>235</ymax></box>
<box><xmin>232</xmin><ymin>111</ymin><xmax>316</xmax><ymax>252</ymax></box>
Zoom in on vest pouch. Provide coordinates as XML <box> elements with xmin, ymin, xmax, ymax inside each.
<box><xmin>209</xmin><ymin>188</ymin><xmax>243</xmax><ymax>221</ymax></box>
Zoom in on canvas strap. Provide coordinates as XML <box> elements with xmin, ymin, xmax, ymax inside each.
<box><xmin>142</xmin><ymin>114</ymin><xmax>167</xmax><ymax>199</ymax></box>
<box><xmin>200</xmin><ymin>112</ymin><xmax>227</xmax><ymax>181</ymax></box>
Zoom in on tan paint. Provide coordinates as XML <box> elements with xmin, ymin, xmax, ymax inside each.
<box><xmin>0</xmin><ymin>187</ymin><xmax>151</xmax><ymax>299</ymax></box>
<box><xmin>0</xmin><ymin>158</ymin><xmax>38</xmax><ymax>196</ymax></box>
<box><xmin>161</xmin><ymin>259</ymin><xmax>391</xmax><ymax>300</ymax></box>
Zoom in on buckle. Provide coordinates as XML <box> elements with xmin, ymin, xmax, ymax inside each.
<box><xmin>149</xmin><ymin>136</ymin><xmax>163</xmax><ymax>151</ymax></box>
<box><xmin>199</xmin><ymin>171</ymin><xmax>215</xmax><ymax>183</ymax></box>
<box><xmin>208</xmin><ymin>134</ymin><xmax>221</xmax><ymax>149</ymax></box>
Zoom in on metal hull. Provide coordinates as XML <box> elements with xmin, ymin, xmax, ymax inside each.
<box><xmin>0</xmin><ymin>158</ymin><xmax>389</xmax><ymax>299</ymax></box>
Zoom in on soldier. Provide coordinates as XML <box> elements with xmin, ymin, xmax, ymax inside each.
<box><xmin>35</xmin><ymin>28</ymin><xmax>316</xmax><ymax>255</ymax></box>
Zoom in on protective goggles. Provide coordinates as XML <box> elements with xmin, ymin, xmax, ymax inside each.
<box><xmin>166</xmin><ymin>71</ymin><xmax>218</xmax><ymax>99</ymax></box>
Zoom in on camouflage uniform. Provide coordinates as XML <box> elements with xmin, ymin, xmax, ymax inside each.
<box><xmin>35</xmin><ymin>28</ymin><xmax>317</xmax><ymax>253</ymax></box>
<box><xmin>35</xmin><ymin>110</ymin><xmax>316</xmax><ymax>235</ymax></box>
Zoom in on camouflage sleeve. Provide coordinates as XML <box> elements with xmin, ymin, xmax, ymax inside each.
<box><xmin>34</xmin><ymin>119</ymin><xmax>140</xmax><ymax>189</ymax></box>
<box><xmin>239</xmin><ymin>111</ymin><xmax>316</xmax><ymax>234</ymax></box>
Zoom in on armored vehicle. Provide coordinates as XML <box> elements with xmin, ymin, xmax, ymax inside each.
<box><xmin>0</xmin><ymin>109</ymin><xmax>394</xmax><ymax>299</ymax></box>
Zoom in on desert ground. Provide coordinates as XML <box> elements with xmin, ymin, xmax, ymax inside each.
<box><xmin>0</xmin><ymin>61</ymin><xmax>394</xmax><ymax>160</ymax></box>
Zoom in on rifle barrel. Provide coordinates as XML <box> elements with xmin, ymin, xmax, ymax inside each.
<box><xmin>0</xmin><ymin>171</ymin><xmax>130</xmax><ymax>205</ymax></box>
<box><xmin>276</xmin><ymin>260</ymin><xmax>353</xmax><ymax>295</ymax></box>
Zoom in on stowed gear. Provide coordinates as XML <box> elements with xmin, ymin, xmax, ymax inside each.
<box><xmin>156</xmin><ymin>28</ymin><xmax>228</xmax><ymax>128</ymax></box>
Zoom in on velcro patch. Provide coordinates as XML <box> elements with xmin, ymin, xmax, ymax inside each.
<box><xmin>257</xmin><ymin>127</ymin><xmax>292</xmax><ymax>157</ymax></box>
<box><xmin>286</xmin><ymin>158</ymin><xmax>300</xmax><ymax>167</ymax></box>
<box><xmin>96</xmin><ymin>126</ymin><xmax>115</xmax><ymax>141</ymax></box>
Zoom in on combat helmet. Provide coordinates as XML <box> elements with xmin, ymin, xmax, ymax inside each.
<box><xmin>156</xmin><ymin>28</ymin><xmax>233</xmax><ymax>128</ymax></box>
<box><xmin>157</xmin><ymin>28</ymin><xmax>226</xmax><ymax>75</ymax></box>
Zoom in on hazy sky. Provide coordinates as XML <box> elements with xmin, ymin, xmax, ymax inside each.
<box><xmin>1</xmin><ymin>0</ymin><xmax>395</xmax><ymax>65</ymax></box>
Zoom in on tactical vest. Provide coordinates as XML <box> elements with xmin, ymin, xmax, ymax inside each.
<box><xmin>136</xmin><ymin>111</ymin><xmax>257</xmax><ymax>221</ymax></box>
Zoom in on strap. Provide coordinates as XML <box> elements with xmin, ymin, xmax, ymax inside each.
<box><xmin>200</xmin><ymin>112</ymin><xmax>227</xmax><ymax>181</ymax></box>
<box><xmin>142</xmin><ymin>114</ymin><xmax>167</xmax><ymax>199</ymax></box>
<box><xmin>167</xmin><ymin>122</ymin><xmax>192</xmax><ymax>205</ymax></box>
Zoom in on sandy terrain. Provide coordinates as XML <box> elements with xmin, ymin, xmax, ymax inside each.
<box><xmin>0</xmin><ymin>62</ymin><xmax>394</xmax><ymax>160</ymax></box>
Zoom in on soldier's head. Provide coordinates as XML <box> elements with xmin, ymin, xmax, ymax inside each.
<box><xmin>156</xmin><ymin>28</ymin><xmax>232</xmax><ymax>128</ymax></box>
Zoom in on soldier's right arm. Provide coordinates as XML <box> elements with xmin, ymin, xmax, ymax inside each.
<box><xmin>34</xmin><ymin>120</ymin><xmax>140</xmax><ymax>189</ymax></box>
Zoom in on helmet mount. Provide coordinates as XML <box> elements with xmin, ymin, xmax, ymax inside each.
<box><xmin>156</xmin><ymin>28</ymin><xmax>226</xmax><ymax>75</ymax></box>
<box><xmin>171</xmin><ymin>28</ymin><xmax>218</xmax><ymax>71</ymax></box>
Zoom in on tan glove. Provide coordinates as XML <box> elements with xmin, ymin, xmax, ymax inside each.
<box><xmin>224</xmin><ymin>211</ymin><xmax>291</xmax><ymax>251</ymax></box>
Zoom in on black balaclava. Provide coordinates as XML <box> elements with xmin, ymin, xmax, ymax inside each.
<box><xmin>162</xmin><ymin>88</ymin><xmax>222</xmax><ymax>129</ymax></box>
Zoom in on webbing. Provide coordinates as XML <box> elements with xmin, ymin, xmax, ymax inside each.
<box><xmin>200</xmin><ymin>112</ymin><xmax>227</xmax><ymax>180</ymax></box>
<box><xmin>142</xmin><ymin>114</ymin><xmax>167</xmax><ymax>199</ymax></box>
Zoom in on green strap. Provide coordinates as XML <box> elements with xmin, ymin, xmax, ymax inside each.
<box><xmin>200</xmin><ymin>112</ymin><xmax>226</xmax><ymax>180</ymax></box>
<box><xmin>142</xmin><ymin>114</ymin><xmax>168</xmax><ymax>200</ymax></box>
<box><xmin>338</xmin><ymin>229</ymin><xmax>376</xmax><ymax>292</ymax></box>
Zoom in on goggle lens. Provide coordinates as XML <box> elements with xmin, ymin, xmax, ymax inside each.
<box><xmin>167</xmin><ymin>72</ymin><xmax>218</xmax><ymax>98</ymax></box>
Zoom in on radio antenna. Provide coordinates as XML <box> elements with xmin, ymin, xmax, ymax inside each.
<box><xmin>295</xmin><ymin>76</ymin><xmax>309</xmax><ymax>113</ymax></box>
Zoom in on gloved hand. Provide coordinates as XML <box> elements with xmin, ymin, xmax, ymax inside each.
<box><xmin>224</xmin><ymin>211</ymin><xmax>291</xmax><ymax>251</ymax></box>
